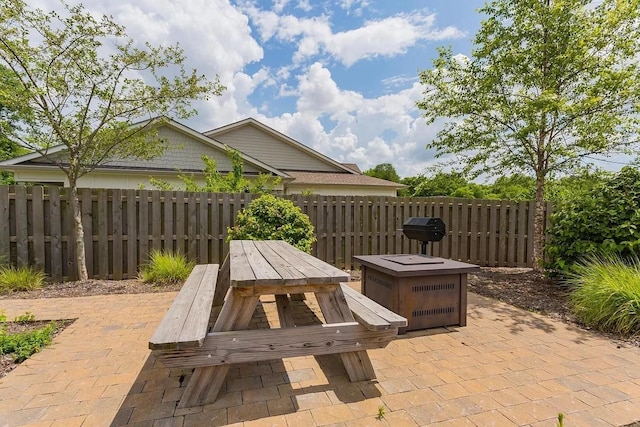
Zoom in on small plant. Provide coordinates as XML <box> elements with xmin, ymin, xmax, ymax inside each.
<box><xmin>376</xmin><ymin>405</ymin><xmax>386</xmax><ymax>420</ymax></box>
<box><xmin>557</xmin><ymin>412</ymin><xmax>565</xmax><ymax>427</ymax></box>
<box><xmin>0</xmin><ymin>266</ymin><xmax>46</xmax><ymax>293</ymax></box>
<box><xmin>139</xmin><ymin>250</ymin><xmax>194</xmax><ymax>285</ymax></box>
<box><xmin>567</xmin><ymin>254</ymin><xmax>640</xmax><ymax>336</ymax></box>
<box><xmin>227</xmin><ymin>194</ymin><xmax>316</xmax><ymax>253</ymax></box>
<box><xmin>0</xmin><ymin>313</ymin><xmax>58</xmax><ymax>363</ymax></box>
<box><xmin>14</xmin><ymin>312</ymin><xmax>36</xmax><ymax>323</ymax></box>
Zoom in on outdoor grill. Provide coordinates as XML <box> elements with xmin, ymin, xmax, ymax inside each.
<box><xmin>402</xmin><ymin>217</ymin><xmax>446</xmax><ymax>255</ymax></box>
<box><xmin>355</xmin><ymin>215</ymin><xmax>479</xmax><ymax>332</ymax></box>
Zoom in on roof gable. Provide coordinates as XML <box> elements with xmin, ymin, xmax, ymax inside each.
<box><xmin>204</xmin><ymin>118</ymin><xmax>357</xmax><ymax>174</ymax></box>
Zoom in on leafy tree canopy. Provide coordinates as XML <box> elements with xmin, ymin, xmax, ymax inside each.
<box><xmin>417</xmin><ymin>0</ymin><xmax>640</xmax><ymax>269</ymax></box>
<box><xmin>0</xmin><ymin>64</ymin><xmax>29</xmax><ymax>183</ymax></box>
<box><xmin>363</xmin><ymin>163</ymin><xmax>401</xmax><ymax>183</ymax></box>
<box><xmin>412</xmin><ymin>171</ymin><xmax>468</xmax><ymax>197</ymax></box>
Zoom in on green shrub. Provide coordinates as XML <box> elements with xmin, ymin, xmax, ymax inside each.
<box><xmin>567</xmin><ymin>254</ymin><xmax>640</xmax><ymax>336</ymax></box>
<box><xmin>0</xmin><ymin>266</ymin><xmax>46</xmax><ymax>293</ymax></box>
<box><xmin>0</xmin><ymin>313</ymin><xmax>58</xmax><ymax>363</ymax></box>
<box><xmin>545</xmin><ymin>167</ymin><xmax>640</xmax><ymax>274</ymax></box>
<box><xmin>227</xmin><ymin>195</ymin><xmax>316</xmax><ymax>253</ymax></box>
<box><xmin>139</xmin><ymin>250</ymin><xmax>194</xmax><ymax>285</ymax></box>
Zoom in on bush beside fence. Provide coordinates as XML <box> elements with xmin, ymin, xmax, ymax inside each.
<box><xmin>0</xmin><ymin>186</ymin><xmax>552</xmax><ymax>281</ymax></box>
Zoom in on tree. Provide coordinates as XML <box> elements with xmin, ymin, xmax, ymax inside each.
<box><xmin>417</xmin><ymin>0</ymin><xmax>640</xmax><ymax>270</ymax></box>
<box><xmin>486</xmin><ymin>174</ymin><xmax>535</xmax><ymax>201</ymax></box>
<box><xmin>412</xmin><ymin>171</ymin><xmax>469</xmax><ymax>197</ymax></box>
<box><xmin>363</xmin><ymin>163</ymin><xmax>401</xmax><ymax>183</ymax></box>
<box><xmin>399</xmin><ymin>175</ymin><xmax>425</xmax><ymax>197</ymax></box>
<box><xmin>0</xmin><ymin>64</ymin><xmax>29</xmax><ymax>183</ymax></box>
<box><xmin>0</xmin><ymin>0</ymin><xmax>223</xmax><ymax>280</ymax></box>
<box><xmin>151</xmin><ymin>147</ymin><xmax>281</xmax><ymax>194</ymax></box>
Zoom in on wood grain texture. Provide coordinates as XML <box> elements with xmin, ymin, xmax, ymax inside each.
<box><xmin>178</xmin><ymin>289</ymin><xmax>259</xmax><ymax>408</ymax></box>
<box><xmin>157</xmin><ymin>323</ymin><xmax>395</xmax><ymax>368</ymax></box>
<box><xmin>341</xmin><ymin>283</ymin><xmax>407</xmax><ymax>329</ymax></box>
<box><xmin>315</xmin><ymin>287</ymin><xmax>376</xmax><ymax>381</ymax></box>
<box><xmin>149</xmin><ymin>264</ymin><xmax>219</xmax><ymax>350</ymax></box>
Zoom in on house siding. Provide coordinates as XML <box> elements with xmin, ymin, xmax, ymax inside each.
<box><xmin>212</xmin><ymin>126</ymin><xmax>342</xmax><ymax>173</ymax></box>
<box><xmin>285</xmin><ymin>184</ymin><xmax>398</xmax><ymax>197</ymax></box>
<box><xmin>11</xmin><ymin>168</ymin><xmax>285</xmax><ymax>191</ymax></box>
<box><xmin>30</xmin><ymin>127</ymin><xmax>262</xmax><ymax>173</ymax></box>
<box><xmin>104</xmin><ymin>127</ymin><xmax>261</xmax><ymax>173</ymax></box>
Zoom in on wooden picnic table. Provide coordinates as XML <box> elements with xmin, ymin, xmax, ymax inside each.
<box><xmin>150</xmin><ymin>240</ymin><xmax>406</xmax><ymax>408</ymax></box>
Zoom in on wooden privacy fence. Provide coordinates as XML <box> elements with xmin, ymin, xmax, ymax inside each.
<box><xmin>0</xmin><ymin>186</ymin><xmax>552</xmax><ymax>281</ymax></box>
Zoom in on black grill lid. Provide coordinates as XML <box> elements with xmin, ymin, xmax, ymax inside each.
<box><xmin>402</xmin><ymin>217</ymin><xmax>446</xmax><ymax>242</ymax></box>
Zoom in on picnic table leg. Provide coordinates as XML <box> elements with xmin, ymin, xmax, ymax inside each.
<box><xmin>179</xmin><ymin>289</ymin><xmax>259</xmax><ymax>408</ymax></box>
<box><xmin>314</xmin><ymin>287</ymin><xmax>376</xmax><ymax>382</ymax></box>
<box><xmin>209</xmin><ymin>255</ymin><xmax>231</xmax><ymax>330</ymax></box>
<box><xmin>275</xmin><ymin>294</ymin><xmax>296</xmax><ymax>328</ymax></box>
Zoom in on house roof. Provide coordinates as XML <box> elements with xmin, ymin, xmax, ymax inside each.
<box><xmin>284</xmin><ymin>171</ymin><xmax>406</xmax><ymax>188</ymax></box>
<box><xmin>341</xmin><ymin>163</ymin><xmax>362</xmax><ymax>174</ymax></box>
<box><xmin>204</xmin><ymin>118</ymin><xmax>359</xmax><ymax>175</ymax></box>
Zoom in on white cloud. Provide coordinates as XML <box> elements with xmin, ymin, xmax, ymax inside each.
<box><xmin>328</xmin><ymin>14</ymin><xmax>464</xmax><ymax>67</ymax></box>
<box><xmin>296</xmin><ymin>63</ymin><xmax>363</xmax><ymax>117</ymax></box>
<box><xmin>246</xmin><ymin>8</ymin><xmax>465</xmax><ymax>67</ymax></box>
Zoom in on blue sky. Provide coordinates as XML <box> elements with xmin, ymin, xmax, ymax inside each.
<box><xmin>32</xmin><ymin>0</ymin><xmax>491</xmax><ymax>177</ymax></box>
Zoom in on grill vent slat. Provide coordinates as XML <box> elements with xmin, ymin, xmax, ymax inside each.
<box><xmin>412</xmin><ymin>283</ymin><xmax>455</xmax><ymax>292</ymax></box>
<box><xmin>412</xmin><ymin>307</ymin><xmax>455</xmax><ymax>317</ymax></box>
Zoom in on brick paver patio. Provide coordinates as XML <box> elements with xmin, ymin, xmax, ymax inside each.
<box><xmin>1</xmin><ymin>284</ymin><xmax>639</xmax><ymax>426</ymax></box>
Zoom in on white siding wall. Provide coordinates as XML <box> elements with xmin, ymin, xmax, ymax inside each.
<box><xmin>12</xmin><ymin>168</ymin><xmax>285</xmax><ymax>191</ymax></box>
<box><xmin>285</xmin><ymin>184</ymin><xmax>398</xmax><ymax>197</ymax></box>
<box><xmin>104</xmin><ymin>127</ymin><xmax>260</xmax><ymax>173</ymax></box>
<box><xmin>213</xmin><ymin>126</ymin><xmax>342</xmax><ymax>172</ymax></box>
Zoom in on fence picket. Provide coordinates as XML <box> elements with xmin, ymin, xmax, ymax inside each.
<box><xmin>32</xmin><ymin>186</ymin><xmax>45</xmax><ymax>270</ymax></box>
<box><xmin>97</xmin><ymin>189</ymin><xmax>109</xmax><ymax>279</ymax></box>
<box><xmin>0</xmin><ymin>187</ymin><xmax>8</xmax><ymax>262</ymax></box>
<box><xmin>112</xmin><ymin>189</ymin><xmax>123</xmax><ymax>280</ymax></box>
<box><xmin>15</xmin><ymin>186</ymin><xmax>28</xmax><ymax>267</ymax></box>
<box><xmin>49</xmin><ymin>187</ymin><xmax>63</xmax><ymax>281</ymax></box>
<box><xmin>126</xmin><ymin>189</ymin><xmax>137</xmax><ymax>278</ymax></box>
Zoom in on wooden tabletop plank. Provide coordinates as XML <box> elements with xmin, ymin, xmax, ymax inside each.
<box><xmin>240</xmin><ymin>240</ymin><xmax>283</xmax><ymax>285</ymax></box>
<box><xmin>229</xmin><ymin>240</ymin><xmax>257</xmax><ymax>286</ymax></box>
<box><xmin>252</xmin><ymin>241</ymin><xmax>308</xmax><ymax>285</ymax></box>
<box><xmin>266</xmin><ymin>240</ymin><xmax>349</xmax><ymax>283</ymax></box>
<box><xmin>261</xmin><ymin>240</ymin><xmax>327</xmax><ymax>281</ymax></box>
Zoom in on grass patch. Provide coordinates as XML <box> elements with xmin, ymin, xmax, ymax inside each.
<box><xmin>139</xmin><ymin>250</ymin><xmax>194</xmax><ymax>285</ymax></box>
<box><xmin>0</xmin><ymin>266</ymin><xmax>46</xmax><ymax>293</ymax></box>
<box><xmin>567</xmin><ymin>254</ymin><xmax>640</xmax><ymax>336</ymax></box>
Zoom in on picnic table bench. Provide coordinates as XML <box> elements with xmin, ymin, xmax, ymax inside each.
<box><xmin>149</xmin><ymin>240</ymin><xmax>407</xmax><ymax>408</ymax></box>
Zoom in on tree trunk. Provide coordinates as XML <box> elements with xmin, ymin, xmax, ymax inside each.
<box><xmin>532</xmin><ymin>175</ymin><xmax>546</xmax><ymax>271</ymax></box>
<box><xmin>69</xmin><ymin>184</ymin><xmax>89</xmax><ymax>281</ymax></box>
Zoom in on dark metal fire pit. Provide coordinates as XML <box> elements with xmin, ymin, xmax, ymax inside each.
<box><xmin>355</xmin><ymin>217</ymin><xmax>479</xmax><ymax>332</ymax></box>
